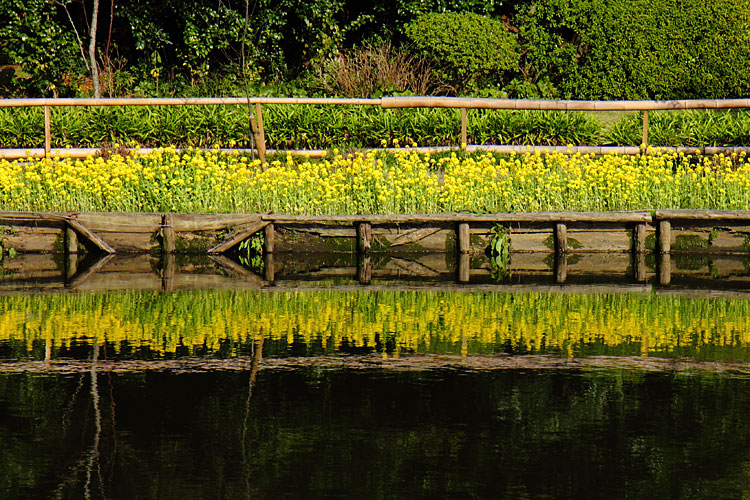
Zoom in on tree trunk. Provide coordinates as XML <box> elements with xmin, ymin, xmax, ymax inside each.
<box><xmin>89</xmin><ymin>0</ymin><xmax>100</xmax><ymax>98</ymax></box>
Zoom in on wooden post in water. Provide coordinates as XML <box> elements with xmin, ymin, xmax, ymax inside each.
<box><xmin>161</xmin><ymin>213</ymin><xmax>176</xmax><ymax>254</ymax></box>
<box><xmin>161</xmin><ymin>253</ymin><xmax>175</xmax><ymax>292</ymax></box>
<box><xmin>358</xmin><ymin>253</ymin><xmax>372</xmax><ymax>284</ymax></box>
<box><xmin>65</xmin><ymin>253</ymin><xmax>78</xmax><ymax>281</ymax></box>
<box><xmin>65</xmin><ymin>223</ymin><xmax>78</xmax><ymax>254</ymax></box>
<box><xmin>659</xmin><ymin>254</ymin><xmax>671</xmax><ymax>285</ymax></box>
<box><xmin>657</xmin><ymin>220</ymin><xmax>671</xmax><ymax>254</ymax></box>
<box><xmin>357</xmin><ymin>222</ymin><xmax>372</xmax><ymax>253</ymax></box>
<box><xmin>264</xmin><ymin>253</ymin><xmax>275</xmax><ymax>282</ymax></box>
<box><xmin>264</xmin><ymin>224</ymin><xmax>275</xmax><ymax>254</ymax></box>
<box><xmin>555</xmin><ymin>253</ymin><xmax>568</xmax><ymax>283</ymax></box>
<box><xmin>458</xmin><ymin>223</ymin><xmax>471</xmax><ymax>253</ymax></box>
<box><xmin>554</xmin><ymin>223</ymin><xmax>567</xmax><ymax>254</ymax></box>
<box><xmin>634</xmin><ymin>223</ymin><xmax>646</xmax><ymax>254</ymax></box>
<box><xmin>634</xmin><ymin>252</ymin><xmax>647</xmax><ymax>283</ymax></box>
<box><xmin>458</xmin><ymin>253</ymin><xmax>471</xmax><ymax>283</ymax></box>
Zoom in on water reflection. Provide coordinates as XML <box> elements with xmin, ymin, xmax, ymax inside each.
<box><xmin>3</xmin><ymin>288</ymin><xmax>750</xmax><ymax>362</ymax></box>
<box><xmin>3</xmin><ymin>368</ymin><xmax>750</xmax><ymax>499</ymax></box>
<box><xmin>3</xmin><ymin>251</ymin><xmax>750</xmax><ymax>292</ymax></box>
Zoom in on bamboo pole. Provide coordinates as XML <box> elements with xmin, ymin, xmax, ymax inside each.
<box><xmin>44</xmin><ymin>105</ymin><xmax>51</xmax><ymax>155</ymax></box>
<box><xmin>460</xmin><ymin>108</ymin><xmax>467</xmax><ymax>146</ymax></box>
<box><xmin>1</xmin><ymin>96</ymin><xmax>749</xmax><ymax>111</ymax></box>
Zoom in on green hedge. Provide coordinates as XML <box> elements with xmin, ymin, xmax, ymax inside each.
<box><xmin>515</xmin><ymin>0</ymin><xmax>750</xmax><ymax>99</ymax></box>
<box><xmin>405</xmin><ymin>12</ymin><xmax>519</xmax><ymax>92</ymax></box>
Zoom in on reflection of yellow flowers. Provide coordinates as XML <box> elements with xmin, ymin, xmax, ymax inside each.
<box><xmin>2</xmin><ymin>290</ymin><xmax>750</xmax><ymax>359</ymax></box>
<box><xmin>1</xmin><ymin>147</ymin><xmax>750</xmax><ymax>213</ymax></box>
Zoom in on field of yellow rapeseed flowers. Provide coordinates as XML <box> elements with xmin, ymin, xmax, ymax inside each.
<box><xmin>2</xmin><ymin>147</ymin><xmax>750</xmax><ymax>213</ymax></box>
<box><xmin>2</xmin><ymin>290</ymin><xmax>750</xmax><ymax>360</ymax></box>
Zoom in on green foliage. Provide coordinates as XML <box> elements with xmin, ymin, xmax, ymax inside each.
<box><xmin>404</xmin><ymin>12</ymin><xmax>519</xmax><ymax>92</ymax></box>
<box><xmin>0</xmin><ymin>105</ymin><xmax>606</xmax><ymax>150</ymax></box>
<box><xmin>0</xmin><ymin>0</ymin><xmax>83</xmax><ymax>96</ymax></box>
<box><xmin>489</xmin><ymin>225</ymin><xmax>511</xmax><ymax>282</ymax></box>
<box><xmin>238</xmin><ymin>233</ymin><xmax>264</xmax><ymax>272</ymax></box>
<box><xmin>515</xmin><ymin>0</ymin><xmax>750</xmax><ymax>99</ymax></box>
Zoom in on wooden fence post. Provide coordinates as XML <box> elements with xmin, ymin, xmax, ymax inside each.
<box><xmin>554</xmin><ymin>223</ymin><xmax>567</xmax><ymax>254</ymax></box>
<box><xmin>44</xmin><ymin>105</ymin><xmax>51</xmax><ymax>156</ymax></box>
<box><xmin>460</xmin><ymin>108</ymin><xmax>467</xmax><ymax>146</ymax></box>
<box><xmin>641</xmin><ymin>110</ymin><xmax>649</xmax><ymax>151</ymax></box>
<box><xmin>357</xmin><ymin>222</ymin><xmax>372</xmax><ymax>253</ymax></box>
<box><xmin>254</xmin><ymin>102</ymin><xmax>266</xmax><ymax>163</ymax></box>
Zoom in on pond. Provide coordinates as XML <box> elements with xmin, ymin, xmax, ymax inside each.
<box><xmin>2</xmin><ymin>254</ymin><xmax>750</xmax><ymax>499</ymax></box>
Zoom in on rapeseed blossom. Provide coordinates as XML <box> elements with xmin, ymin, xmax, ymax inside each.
<box><xmin>1</xmin><ymin>147</ymin><xmax>749</xmax><ymax>213</ymax></box>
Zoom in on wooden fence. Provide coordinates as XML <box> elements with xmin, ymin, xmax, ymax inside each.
<box><xmin>2</xmin><ymin>96</ymin><xmax>750</xmax><ymax>160</ymax></box>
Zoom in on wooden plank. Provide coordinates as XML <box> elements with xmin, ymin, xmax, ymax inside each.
<box><xmin>264</xmin><ymin>211</ymin><xmax>652</xmax><ymax>224</ymax></box>
<box><xmin>207</xmin><ymin>219</ymin><xmax>270</xmax><ymax>254</ymax></box>
<box><xmin>68</xmin><ymin>254</ymin><xmax>116</xmax><ymax>288</ymax></box>
<box><xmin>390</xmin><ymin>227</ymin><xmax>442</xmax><ymax>247</ymax></box>
<box><xmin>655</xmin><ymin>209</ymin><xmax>750</xmax><ymax>221</ymax></box>
<box><xmin>73</xmin><ymin>212</ymin><xmax>162</xmax><ymax>232</ymax></box>
<box><xmin>67</xmin><ymin>219</ymin><xmax>116</xmax><ymax>254</ymax></box>
<box><xmin>172</xmin><ymin>214</ymin><xmax>264</xmax><ymax>232</ymax></box>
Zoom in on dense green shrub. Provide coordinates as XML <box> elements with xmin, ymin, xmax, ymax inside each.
<box><xmin>515</xmin><ymin>0</ymin><xmax>750</xmax><ymax>100</ymax></box>
<box><xmin>404</xmin><ymin>12</ymin><xmax>519</xmax><ymax>92</ymax></box>
<box><xmin>0</xmin><ymin>0</ymin><xmax>83</xmax><ymax>96</ymax></box>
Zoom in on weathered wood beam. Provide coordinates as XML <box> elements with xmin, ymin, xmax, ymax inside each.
<box><xmin>207</xmin><ymin>219</ymin><xmax>270</xmax><ymax>254</ymax></box>
<box><xmin>67</xmin><ymin>219</ymin><xmax>116</xmax><ymax>254</ymax></box>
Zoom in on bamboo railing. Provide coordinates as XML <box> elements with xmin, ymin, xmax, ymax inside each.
<box><xmin>2</xmin><ymin>96</ymin><xmax>750</xmax><ymax>160</ymax></box>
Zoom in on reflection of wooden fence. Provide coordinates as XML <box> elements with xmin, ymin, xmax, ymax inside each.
<box><xmin>2</xmin><ymin>96</ymin><xmax>750</xmax><ymax>160</ymax></box>
<box><xmin>3</xmin><ymin>209</ymin><xmax>750</xmax><ymax>287</ymax></box>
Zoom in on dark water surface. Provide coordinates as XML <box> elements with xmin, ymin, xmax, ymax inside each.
<box><xmin>3</xmin><ymin>368</ymin><xmax>750</xmax><ymax>499</ymax></box>
<box><xmin>3</xmin><ymin>253</ymin><xmax>750</xmax><ymax>499</ymax></box>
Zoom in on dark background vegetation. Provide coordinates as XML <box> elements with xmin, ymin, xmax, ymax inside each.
<box><xmin>1</xmin><ymin>0</ymin><xmax>749</xmax><ymax>100</ymax></box>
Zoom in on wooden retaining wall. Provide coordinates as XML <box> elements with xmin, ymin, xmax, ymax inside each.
<box><xmin>2</xmin><ymin>210</ymin><xmax>750</xmax><ymax>256</ymax></box>
<box><xmin>0</xmin><ymin>210</ymin><xmax>745</xmax><ymax>256</ymax></box>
